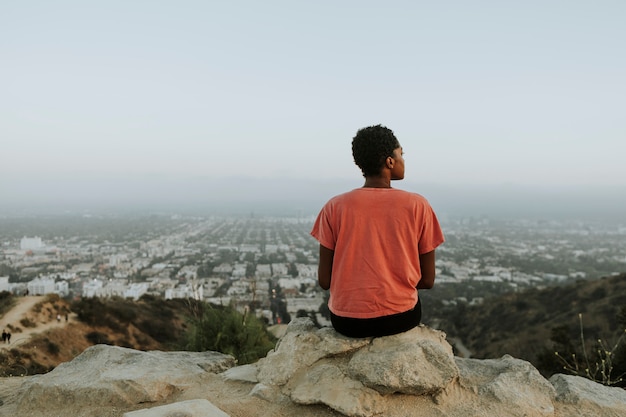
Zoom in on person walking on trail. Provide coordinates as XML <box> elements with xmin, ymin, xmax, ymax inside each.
<box><xmin>310</xmin><ymin>124</ymin><xmax>445</xmax><ymax>338</ymax></box>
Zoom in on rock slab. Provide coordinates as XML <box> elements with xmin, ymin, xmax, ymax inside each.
<box><xmin>15</xmin><ymin>344</ymin><xmax>235</xmax><ymax>415</ymax></box>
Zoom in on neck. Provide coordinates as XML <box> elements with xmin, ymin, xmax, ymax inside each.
<box><xmin>363</xmin><ymin>176</ymin><xmax>391</xmax><ymax>188</ymax></box>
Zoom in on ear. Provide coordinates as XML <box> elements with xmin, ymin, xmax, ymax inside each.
<box><xmin>386</xmin><ymin>156</ymin><xmax>394</xmax><ymax>169</ymax></box>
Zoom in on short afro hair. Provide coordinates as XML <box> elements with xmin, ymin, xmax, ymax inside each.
<box><xmin>352</xmin><ymin>124</ymin><xmax>400</xmax><ymax>177</ymax></box>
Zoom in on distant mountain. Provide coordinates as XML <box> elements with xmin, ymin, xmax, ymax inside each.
<box><xmin>3</xmin><ymin>174</ymin><xmax>626</xmax><ymax>220</ymax></box>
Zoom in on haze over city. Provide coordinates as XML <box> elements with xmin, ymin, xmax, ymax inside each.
<box><xmin>2</xmin><ymin>2</ymin><xmax>625</xmax><ymax>217</ymax></box>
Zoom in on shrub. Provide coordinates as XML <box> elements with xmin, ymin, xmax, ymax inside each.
<box><xmin>20</xmin><ymin>318</ymin><xmax>37</xmax><ymax>328</ymax></box>
<box><xmin>0</xmin><ymin>291</ymin><xmax>15</xmax><ymax>316</ymax></box>
<box><xmin>553</xmin><ymin>313</ymin><xmax>626</xmax><ymax>387</ymax></box>
<box><xmin>181</xmin><ymin>303</ymin><xmax>276</xmax><ymax>364</ymax></box>
<box><xmin>86</xmin><ymin>331</ymin><xmax>112</xmax><ymax>345</ymax></box>
<box><xmin>46</xmin><ymin>341</ymin><xmax>60</xmax><ymax>355</ymax></box>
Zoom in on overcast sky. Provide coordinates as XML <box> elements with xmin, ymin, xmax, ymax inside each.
<box><xmin>2</xmin><ymin>1</ymin><xmax>625</xmax><ymax>211</ymax></box>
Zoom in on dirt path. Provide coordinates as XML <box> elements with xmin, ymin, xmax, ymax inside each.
<box><xmin>0</xmin><ymin>296</ymin><xmax>71</xmax><ymax>349</ymax></box>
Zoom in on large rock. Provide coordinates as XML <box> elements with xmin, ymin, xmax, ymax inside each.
<box><xmin>348</xmin><ymin>326</ymin><xmax>458</xmax><ymax>395</ymax></box>
<box><xmin>14</xmin><ymin>345</ymin><xmax>235</xmax><ymax>415</ymax></box>
<box><xmin>550</xmin><ymin>373</ymin><xmax>626</xmax><ymax>417</ymax></box>
<box><xmin>249</xmin><ymin>319</ymin><xmax>459</xmax><ymax>416</ymax></box>
<box><xmin>256</xmin><ymin>318</ymin><xmax>370</xmax><ymax>386</ymax></box>
<box><xmin>2</xmin><ymin>318</ymin><xmax>626</xmax><ymax>417</ymax></box>
<box><xmin>453</xmin><ymin>355</ymin><xmax>556</xmax><ymax>416</ymax></box>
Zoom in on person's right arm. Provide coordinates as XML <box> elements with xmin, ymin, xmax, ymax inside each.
<box><xmin>417</xmin><ymin>250</ymin><xmax>436</xmax><ymax>289</ymax></box>
<box><xmin>318</xmin><ymin>244</ymin><xmax>334</xmax><ymax>290</ymax></box>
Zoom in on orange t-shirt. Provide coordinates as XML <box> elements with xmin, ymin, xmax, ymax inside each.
<box><xmin>310</xmin><ymin>188</ymin><xmax>444</xmax><ymax>319</ymax></box>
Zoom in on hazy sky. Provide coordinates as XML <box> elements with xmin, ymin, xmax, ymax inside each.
<box><xmin>2</xmin><ymin>1</ymin><xmax>625</xmax><ymax>196</ymax></box>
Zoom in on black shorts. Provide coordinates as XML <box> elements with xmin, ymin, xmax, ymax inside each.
<box><xmin>330</xmin><ymin>298</ymin><xmax>422</xmax><ymax>338</ymax></box>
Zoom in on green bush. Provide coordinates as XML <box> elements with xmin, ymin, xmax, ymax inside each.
<box><xmin>181</xmin><ymin>303</ymin><xmax>276</xmax><ymax>364</ymax></box>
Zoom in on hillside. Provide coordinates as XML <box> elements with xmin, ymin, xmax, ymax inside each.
<box><xmin>0</xmin><ymin>294</ymin><xmax>190</xmax><ymax>376</ymax></box>
<box><xmin>436</xmin><ymin>273</ymin><xmax>626</xmax><ymax>382</ymax></box>
<box><xmin>1</xmin><ymin>294</ymin><xmax>279</xmax><ymax>377</ymax></box>
<box><xmin>3</xmin><ymin>274</ymin><xmax>626</xmax><ymax>385</ymax></box>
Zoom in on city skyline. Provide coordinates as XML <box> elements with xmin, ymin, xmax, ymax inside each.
<box><xmin>2</xmin><ymin>2</ymin><xmax>626</xmax><ymax>208</ymax></box>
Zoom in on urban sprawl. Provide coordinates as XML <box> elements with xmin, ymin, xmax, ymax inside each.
<box><xmin>1</xmin><ymin>214</ymin><xmax>625</xmax><ymax>324</ymax></box>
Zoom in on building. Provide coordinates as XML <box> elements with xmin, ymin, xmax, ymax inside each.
<box><xmin>27</xmin><ymin>277</ymin><xmax>56</xmax><ymax>295</ymax></box>
<box><xmin>20</xmin><ymin>236</ymin><xmax>44</xmax><ymax>251</ymax></box>
<box><xmin>82</xmin><ymin>279</ymin><xmax>104</xmax><ymax>298</ymax></box>
<box><xmin>165</xmin><ymin>284</ymin><xmax>203</xmax><ymax>300</ymax></box>
<box><xmin>124</xmin><ymin>283</ymin><xmax>149</xmax><ymax>300</ymax></box>
<box><xmin>0</xmin><ymin>276</ymin><xmax>9</xmax><ymax>292</ymax></box>
<box><xmin>55</xmin><ymin>280</ymin><xmax>70</xmax><ymax>297</ymax></box>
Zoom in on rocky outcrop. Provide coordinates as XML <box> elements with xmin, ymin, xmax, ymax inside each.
<box><xmin>12</xmin><ymin>345</ymin><xmax>235</xmax><ymax>417</ymax></box>
<box><xmin>1</xmin><ymin>318</ymin><xmax>625</xmax><ymax>417</ymax></box>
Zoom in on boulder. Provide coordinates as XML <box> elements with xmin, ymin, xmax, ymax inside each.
<box><xmin>15</xmin><ymin>344</ymin><xmax>235</xmax><ymax>416</ymax></box>
<box><xmin>255</xmin><ymin>318</ymin><xmax>370</xmax><ymax>386</ymax></box>
<box><xmin>454</xmin><ymin>355</ymin><xmax>556</xmax><ymax>416</ymax></box>
<box><xmin>550</xmin><ymin>373</ymin><xmax>626</xmax><ymax>417</ymax></box>
<box><xmin>348</xmin><ymin>326</ymin><xmax>458</xmax><ymax>395</ymax></box>
<box><xmin>250</xmin><ymin>319</ymin><xmax>459</xmax><ymax>416</ymax></box>
<box><xmin>2</xmin><ymin>318</ymin><xmax>626</xmax><ymax>417</ymax></box>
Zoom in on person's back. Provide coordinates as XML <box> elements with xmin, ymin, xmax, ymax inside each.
<box><xmin>311</xmin><ymin>125</ymin><xmax>444</xmax><ymax>338</ymax></box>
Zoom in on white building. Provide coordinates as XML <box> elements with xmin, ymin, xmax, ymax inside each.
<box><xmin>55</xmin><ymin>280</ymin><xmax>70</xmax><ymax>297</ymax></box>
<box><xmin>255</xmin><ymin>264</ymin><xmax>272</xmax><ymax>278</ymax></box>
<box><xmin>265</xmin><ymin>244</ymin><xmax>278</xmax><ymax>254</ymax></box>
<box><xmin>227</xmin><ymin>280</ymin><xmax>249</xmax><ymax>296</ymax></box>
<box><xmin>0</xmin><ymin>276</ymin><xmax>9</xmax><ymax>292</ymax></box>
<box><xmin>271</xmin><ymin>263</ymin><xmax>288</xmax><ymax>276</ymax></box>
<box><xmin>28</xmin><ymin>277</ymin><xmax>56</xmax><ymax>295</ymax></box>
<box><xmin>231</xmin><ymin>263</ymin><xmax>247</xmax><ymax>279</ymax></box>
<box><xmin>295</xmin><ymin>263</ymin><xmax>317</xmax><ymax>278</ymax></box>
<box><xmin>82</xmin><ymin>279</ymin><xmax>104</xmax><ymax>298</ymax></box>
<box><xmin>240</xmin><ymin>244</ymin><xmax>260</xmax><ymax>253</ymax></box>
<box><xmin>277</xmin><ymin>277</ymin><xmax>302</xmax><ymax>290</ymax></box>
<box><xmin>96</xmin><ymin>280</ymin><xmax>129</xmax><ymax>298</ymax></box>
<box><xmin>20</xmin><ymin>236</ymin><xmax>44</xmax><ymax>251</ymax></box>
<box><xmin>178</xmin><ymin>265</ymin><xmax>198</xmax><ymax>279</ymax></box>
<box><xmin>165</xmin><ymin>284</ymin><xmax>203</xmax><ymax>300</ymax></box>
<box><xmin>124</xmin><ymin>283</ymin><xmax>149</xmax><ymax>300</ymax></box>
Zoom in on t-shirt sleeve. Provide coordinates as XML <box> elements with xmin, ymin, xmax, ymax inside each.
<box><xmin>310</xmin><ymin>204</ymin><xmax>336</xmax><ymax>250</ymax></box>
<box><xmin>418</xmin><ymin>203</ymin><xmax>445</xmax><ymax>254</ymax></box>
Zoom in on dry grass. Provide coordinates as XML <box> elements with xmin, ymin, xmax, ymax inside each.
<box><xmin>1</xmin><ymin>296</ymin><xmax>186</xmax><ymax>376</ymax></box>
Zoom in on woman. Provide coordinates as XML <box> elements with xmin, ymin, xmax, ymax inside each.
<box><xmin>310</xmin><ymin>124</ymin><xmax>444</xmax><ymax>338</ymax></box>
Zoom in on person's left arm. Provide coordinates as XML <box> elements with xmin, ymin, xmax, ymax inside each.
<box><xmin>417</xmin><ymin>250</ymin><xmax>436</xmax><ymax>289</ymax></box>
<box><xmin>318</xmin><ymin>244</ymin><xmax>334</xmax><ymax>290</ymax></box>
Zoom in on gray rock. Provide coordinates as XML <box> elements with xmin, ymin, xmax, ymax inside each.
<box><xmin>254</xmin><ymin>319</ymin><xmax>462</xmax><ymax>416</ymax></box>
<box><xmin>16</xmin><ymin>344</ymin><xmax>235</xmax><ymax>413</ymax></box>
<box><xmin>348</xmin><ymin>326</ymin><xmax>458</xmax><ymax>395</ymax></box>
<box><xmin>123</xmin><ymin>399</ymin><xmax>230</xmax><ymax>417</ymax></box>
<box><xmin>289</xmin><ymin>362</ymin><xmax>385</xmax><ymax>417</ymax></box>
<box><xmin>456</xmin><ymin>355</ymin><xmax>556</xmax><ymax>416</ymax></box>
<box><xmin>550</xmin><ymin>373</ymin><xmax>626</xmax><ymax>417</ymax></box>
<box><xmin>4</xmin><ymin>318</ymin><xmax>626</xmax><ymax>417</ymax></box>
<box><xmin>221</xmin><ymin>363</ymin><xmax>259</xmax><ymax>383</ymax></box>
<box><xmin>256</xmin><ymin>318</ymin><xmax>370</xmax><ymax>386</ymax></box>
<box><xmin>250</xmin><ymin>382</ymin><xmax>290</xmax><ymax>404</ymax></box>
